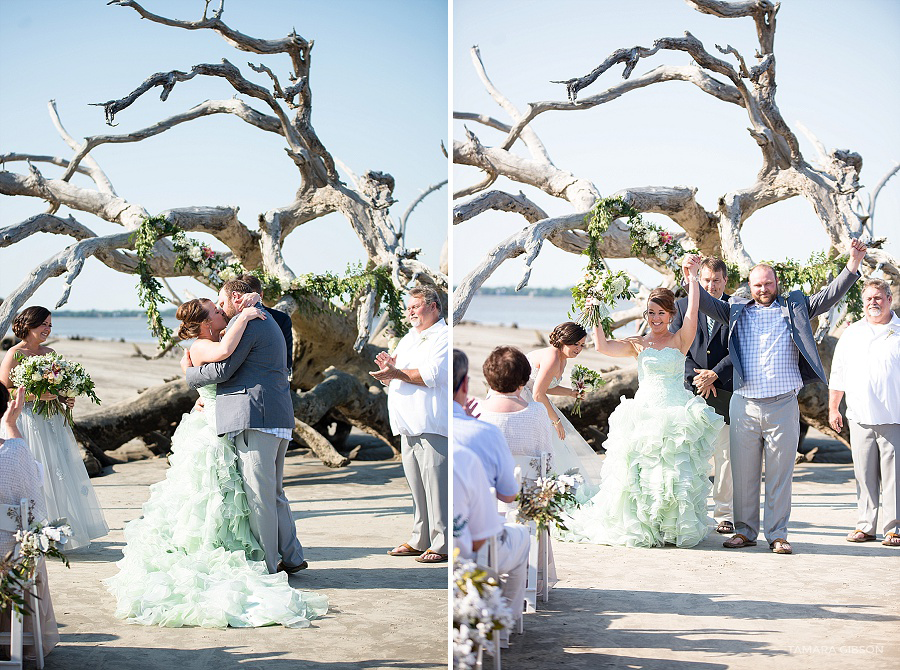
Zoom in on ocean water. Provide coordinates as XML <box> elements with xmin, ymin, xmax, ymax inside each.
<box><xmin>461</xmin><ymin>294</ymin><xmax>635</xmax><ymax>332</ymax></box>
<box><xmin>47</xmin><ymin>316</ymin><xmax>180</xmax><ymax>343</ymax></box>
<box><xmin>32</xmin><ymin>295</ymin><xmax>633</xmax><ymax>342</ymax></box>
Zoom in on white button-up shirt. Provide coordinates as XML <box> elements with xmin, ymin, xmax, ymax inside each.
<box><xmin>453</xmin><ymin>445</ymin><xmax>504</xmax><ymax>560</ymax></box>
<box><xmin>387</xmin><ymin>318</ymin><xmax>448</xmax><ymax>437</ymax></box>
<box><xmin>829</xmin><ymin>313</ymin><xmax>900</xmax><ymax>425</ymax></box>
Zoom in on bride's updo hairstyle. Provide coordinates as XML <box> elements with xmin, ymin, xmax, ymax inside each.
<box><xmin>549</xmin><ymin>321</ymin><xmax>587</xmax><ymax>349</ymax></box>
<box><xmin>12</xmin><ymin>306</ymin><xmax>51</xmax><ymax>340</ymax></box>
<box><xmin>176</xmin><ymin>299</ymin><xmax>211</xmax><ymax>340</ymax></box>
<box><xmin>646</xmin><ymin>288</ymin><xmax>677</xmax><ymax>316</ymax></box>
<box><xmin>483</xmin><ymin>346</ymin><xmax>531</xmax><ymax>393</ymax></box>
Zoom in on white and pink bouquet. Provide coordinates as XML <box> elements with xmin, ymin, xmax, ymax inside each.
<box><xmin>569</xmin><ymin>364</ymin><xmax>606</xmax><ymax>417</ymax></box>
<box><xmin>11</xmin><ymin>352</ymin><xmax>100</xmax><ymax>425</ymax></box>
<box><xmin>569</xmin><ymin>265</ymin><xmax>633</xmax><ymax>337</ymax></box>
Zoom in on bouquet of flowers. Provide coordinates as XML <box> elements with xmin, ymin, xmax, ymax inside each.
<box><xmin>569</xmin><ymin>264</ymin><xmax>633</xmax><ymax>337</ymax></box>
<box><xmin>569</xmin><ymin>364</ymin><xmax>606</xmax><ymax>417</ymax></box>
<box><xmin>1</xmin><ymin>519</ymin><xmax>72</xmax><ymax>614</ymax></box>
<box><xmin>10</xmin><ymin>352</ymin><xmax>101</xmax><ymax>425</ymax></box>
<box><xmin>516</xmin><ymin>469</ymin><xmax>584</xmax><ymax>532</ymax></box>
<box><xmin>453</xmin><ymin>551</ymin><xmax>514</xmax><ymax>669</ymax></box>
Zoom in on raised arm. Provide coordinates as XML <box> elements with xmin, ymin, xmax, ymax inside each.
<box><xmin>189</xmin><ymin>306</ymin><xmax>266</xmax><ymax>366</ymax></box>
<box><xmin>590</xmin><ymin>324</ymin><xmax>639</xmax><ymax>358</ymax></box>
<box><xmin>672</xmin><ymin>269</ymin><xmax>700</xmax><ymax>355</ymax></box>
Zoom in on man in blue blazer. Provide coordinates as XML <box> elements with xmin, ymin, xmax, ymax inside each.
<box><xmin>671</xmin><ymin>257</ymin><xmax>734</xmax><ymax>535</ymax></box>
<box><xmin>684</xmin><ymin>238</ymin><xmax>867</xmax><ymax>554</ymax></box>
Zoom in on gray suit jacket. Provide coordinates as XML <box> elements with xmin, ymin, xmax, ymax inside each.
<box><xmin>697</xmin><ymin>267</ymin><xmax>859</xmax><ymax>392</ymax></box>
<box><xmin>185</xmin><ymin>311</ymin><xmax>294</xmax><ymax>437</ymax></box>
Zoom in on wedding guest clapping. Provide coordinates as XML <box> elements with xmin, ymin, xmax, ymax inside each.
<box><xmin>829</xmin><ymin>278</ymin><xmax>900</xmax><ymax>548</ymax></box>
<box><xmin>373</xmin><ymin>286</ymin><xmax>449</xmax><ymax>564</ymax></box>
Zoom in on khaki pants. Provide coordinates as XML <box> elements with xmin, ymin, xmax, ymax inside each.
<box><xmin>402</xmin><ymin>433</ymin><xmax>448</xmax><ymax>554</ymax></box>
<box><xmin>849</xmin><ymin>421</ymin><xmax>900</xmax><ymax>536</ymax></box>
<box><xmin>234</xmin><ymin>430</ymin><xmax>304</xmax><ymax>573</ymax></box>
<box><xmin>730</xmin><ymin>391</ymin><xmax>800</xmax><ymax>543</ymax></box>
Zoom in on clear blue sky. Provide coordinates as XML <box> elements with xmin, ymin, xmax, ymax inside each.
<box><xmin>453</xmin><ymin>0</ymin><xmax>900</xmax><ymax>291</ymax></box>
<box><xmin>0</xmin><ymin>0</ymin><xmax>448</xmax><ymax>312</ymax></box>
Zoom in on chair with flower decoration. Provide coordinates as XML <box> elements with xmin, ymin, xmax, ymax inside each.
<box><xmin>0</xmin><ymin>498</ymin><xmax>45</xmax><ymax>670</ymax></box>
<box><xmin>509</xmin><ymin>452</ymin><xmax>552</xmax><ymax>611</ymax></box>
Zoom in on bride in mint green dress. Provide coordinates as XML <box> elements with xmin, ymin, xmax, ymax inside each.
<box><xmin>560</xmin><ymin>267</ymin><xmax>723</xmax><ymax>548</ymax></box>
<box><xmin>105</xmin><ymin>297</ymin><xmax>328</xmax><ymax>628</ymax></box>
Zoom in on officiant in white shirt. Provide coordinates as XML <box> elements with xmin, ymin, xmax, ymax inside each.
<box><xmin>372</xmin><ymin>286</ymin><xmax>449</xmax><ymax>563</ymax></box>
<box><xmin>829</xmin><ymin>278</ymin><xmax>900</xmax><ymax>548</ymax></box>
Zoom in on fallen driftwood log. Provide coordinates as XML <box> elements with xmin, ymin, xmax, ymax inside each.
<box><xmin>73</xmin><ymin>367</ymin><xmax>397</xmax><ymax>474</ymax></box>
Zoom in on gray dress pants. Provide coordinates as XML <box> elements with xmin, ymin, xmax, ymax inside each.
<box><xmin>234</xmin><ymin>429</ymin><xmax>305</xmax><ymax>573</ymax></box>
<box><xmin>849</xmin><ymin>421</ymin><xmax>900</xmax><ymax>536</ymax></box>
<box><xmin>401</xmin><ymin>432</ymin><xmax>448</xmax><ymax>554</ymax></box>
<box><xmin>730</xmin><ymin>391</ymin><xmax>800</xmax><ymax>543</ymax></box>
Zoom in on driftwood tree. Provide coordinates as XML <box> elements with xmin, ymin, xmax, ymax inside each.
<box><xmin>454</xmin><ymin>0</ymin><xmax>898</xmax><ymax>446</ymax></box>
<box><xmin>1</xmin><ymin>2</ymin><xmax>446</xmax><ymax>467</ymax></box>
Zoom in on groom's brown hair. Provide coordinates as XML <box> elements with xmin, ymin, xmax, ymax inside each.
<box><xmin>222</xmin><ymin>278</ymin><xmax>253</xmax><ymax>296</ymax></box>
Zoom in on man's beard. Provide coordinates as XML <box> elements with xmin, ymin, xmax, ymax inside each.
<box><xmin>754</xmin><ymin>292</ymin><xmax>775</xmax><ymax>306</ymax></box>
<box><xmin>867</xmin><ymin>305</ymin><xmax>883</xmax><ymax>317</ymax></box>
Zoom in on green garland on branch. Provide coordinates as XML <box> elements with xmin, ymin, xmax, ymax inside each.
<box><xmin>574</xmin><ymin>197</ymin><xmax>863</xmax><ymax>330</ymax></box>
<box><xmin>130</xmin><ymin>216</ymin><xmax>408</xmax><ymax>349</ymax></box>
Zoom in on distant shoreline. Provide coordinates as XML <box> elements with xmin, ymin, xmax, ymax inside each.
<box><xmin>51</xmin><ymin>309</ymin><xmax>177</xmax><ymax>318</ymax></box>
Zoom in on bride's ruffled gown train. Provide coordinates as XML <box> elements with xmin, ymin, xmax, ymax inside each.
<box><xmin>105</xmin><ymin>385</ymin><xmax>328</xmax><ymax>628</ymax></box>
<box><xmin>558</xmin><ymin>348</ymin><xmax>723</xmax><ymax>548</ymax></box>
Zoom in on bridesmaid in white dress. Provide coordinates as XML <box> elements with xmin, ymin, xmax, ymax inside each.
<box><xmin>523</xmin><ymin>322</ymin><xmax>605</xmax><ymax>496</ymax></box>
<box><xmin>0</xmin><ymin>306</ymin><xmax>108</xmax><ymax>551</ymax></box>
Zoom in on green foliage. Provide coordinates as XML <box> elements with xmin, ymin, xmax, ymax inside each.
<box><xmin>131</xmin><ymin>216</ymin><xmax>409</xmax><ymax>349</ymax></box>
<box><xmin>764</xmin><ymin>252</ymin><xmax>862</xmax><ymax>319</ymax></box>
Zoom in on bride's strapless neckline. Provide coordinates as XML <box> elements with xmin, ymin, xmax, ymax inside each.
<box><xmin>637</xmin><ymin>347</ymin><xmax>684</xmax><ymax>357</ymax></box>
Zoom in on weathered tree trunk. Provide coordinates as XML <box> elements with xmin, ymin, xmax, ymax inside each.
<box><xmin>72</xmin><ymin>366</ymin><xmax>397</xmax><ymax>475</ymax></box>
<box><xmin>1</xmin><ymin>3</ymin><xmax>446</xmax><ymax>467</ymax></box>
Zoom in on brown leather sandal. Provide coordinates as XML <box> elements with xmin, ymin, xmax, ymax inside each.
<box><xmin>723</xmin><ymin>533</ymin><xmax>756</xmax><ymax>548</ymax></box>
<box><xmin>882</xmin><ymin>532</ymin><xmax>900</xmax><ymax>547</ymax></box>
<box><xmin>846</xmin><ymin>530</ymin><xmax>877</xmax><ymax>542</ymax></box>
<box><xmin>769</xmin><ymin>538</ymin><xmax>793</xmax><ymax>554</ymax></box>
<box><xmin>387</xmin><ymin>542</ymin><xmax>424</xmax><ymax>557</ymax></box>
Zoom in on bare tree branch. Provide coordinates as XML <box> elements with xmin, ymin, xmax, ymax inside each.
<box><xmin>452</xmin><ymin>111</ymin><xmax>512</xmax><ymax>133</ymax></box>
<box><xmin>453</xmin><ymin>190</ymin><xmax>548</xmax><ymax>225</ymax></box>
<box><xmin>1</xmin><ymin>213</ymin><xmax>97</xmax><ymax>247</ymax></box>
<box><xmin>400</xmin><ymin>179</ymin><xmax>448</xmax><ymax>240</ymax></box>
<box><xmin>48</xmin><ymin>100</ymin><xmax>117</xmax><ymax>195</ymax></box>
<box><xmin>469</xmin><ymin>46</ymin><xmax>551</xmax><ymax>163</ymax></box>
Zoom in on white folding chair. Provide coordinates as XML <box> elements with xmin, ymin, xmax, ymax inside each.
<box><xmin>471</xmin><ymin>553</ymin><xmax>502</xmax><ymax>670</ymax></box>
<box><xmin>0</xmin><ymin>498</ymin><xmax>44</xmax><ymax>670</ymax></box>
<box><xmin>511</xmin><ymin>453</ymin><xmax>552</xmax><ymax>606</ymax></box>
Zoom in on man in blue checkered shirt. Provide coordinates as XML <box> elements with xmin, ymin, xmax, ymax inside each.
<box><xmin>685</xmin><ymin>238</ymin><xmax>867</xmax><ymax>555</ymax></box>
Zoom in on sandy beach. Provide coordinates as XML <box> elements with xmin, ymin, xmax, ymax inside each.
<box><xmin>10</xmin><ymin>337</ymin><xmax>448</xmax><ymax>669</ymax></box>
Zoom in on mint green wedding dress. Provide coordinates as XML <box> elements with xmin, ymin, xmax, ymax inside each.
<box><xmin>105</xmin><ymin>385</ymin><xmax>328</xmax><ymax>628</ymax></box>
<box><xmin>558</xmin><ymin>348</ymin><xmax>723</xmax><ymax>548</ymax></box>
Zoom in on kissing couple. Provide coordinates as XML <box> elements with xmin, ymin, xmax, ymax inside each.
<box><xmin>106</xmin><ymin>278</ymin><xmax>329</xmax><ymax>629</ymax></box>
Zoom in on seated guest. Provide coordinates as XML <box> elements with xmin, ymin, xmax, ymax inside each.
<box><xmin>452</xmin><ymin>349</ymin><xmax>517</xmax><ymax>504</ymax></box>
<box><xmin>477</xmin><ymin>346</ymin><xmax>554</xmax><ymax>462</ymax></box>
<box><xmin>0</xmin><ymin>386</ymin><xmax>59</xmax><ymax>662</ymax></box>
<box><xmin>453</xmin><ymin>443</ymin><xmax>529</xmax><ymax>644</ymax></box>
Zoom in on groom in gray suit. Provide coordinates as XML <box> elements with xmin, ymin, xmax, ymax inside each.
<box><xmin>684</xmin><ymin>238</ymin><xmax>867</xmax><ymax>554</ymax></box>
<box><xmin>184</xmin><ymin>278</ymin><xmax>305</xmax><ymax>574</ymax></box>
